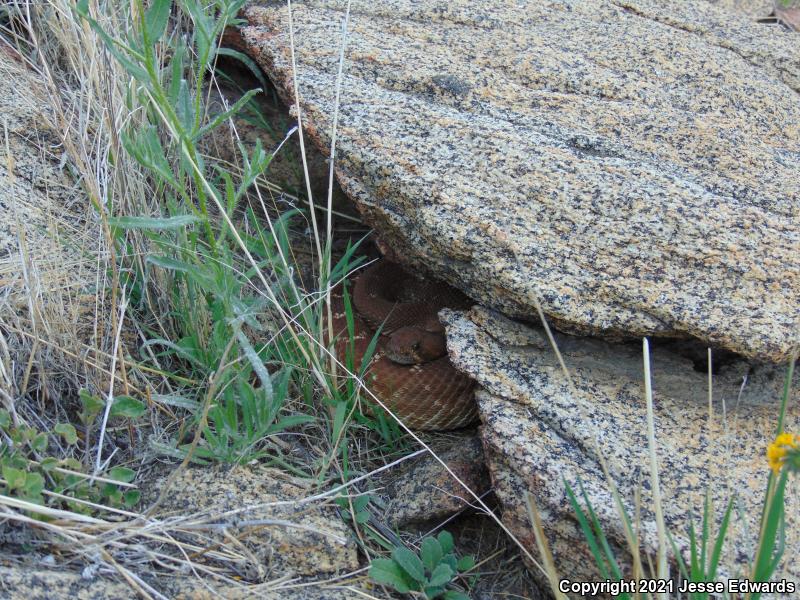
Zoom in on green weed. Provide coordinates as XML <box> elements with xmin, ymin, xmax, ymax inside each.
<box><xmin>75</xmin><ymin>0</ymin><xmax>409</xmax><ymax>478</ymax></box>
<box><xmin>369</xmin><ymin>530</ymin><xmax>477</xmax><ymax>599</ymax></box>
<box><xmin>0</xmin><ymin>405</ymin><xmax>139</xmax><ymax>515</ymax></box>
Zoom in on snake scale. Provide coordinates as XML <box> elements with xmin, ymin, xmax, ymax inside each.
<box><xmin>329</xmin><ymin>262</ymin><xmax>478</xmax><ymax>430</ymax></box>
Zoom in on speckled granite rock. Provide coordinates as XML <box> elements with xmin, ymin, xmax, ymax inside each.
<box><xmin>705</xmin><ymin>0</ymin><xmax>774</xmax><ymax>19</ymax></box>
<box><xmin>173</xmin><ymin>587</ymin><xmax>366</xmax><ymax>600</ymax></box>
<box><xmin>169</xmin><ymin>579</ymin><xmax>369</xmax><ymax>600</ymax></box>
<box><xmin>440</xmin><ymin>306</ymin><xmax>800</xmax><ymax>585</ymax></box>
<box><xmin>0</xmin><ymin>565</ymin><xmax>368</xmax><ymax>599</ymax></box>
<box><xmin>375</xmin><ymin>433</ymin><xmax>489</xmax><ymax>527</ymax></box>
<box><xmin>145</xmin><ymin>465</ymin><xmax>358</xmax><ymax>579</ymax></box>
<box><xmin>0</xmin><ymin>566</ymin><xmax>136</xmax><ymax>600</ymax></box>
<box><xmin>238</xmin><ymin>0</ymin><xmax>800</xmax><ymax>363</ymax></box>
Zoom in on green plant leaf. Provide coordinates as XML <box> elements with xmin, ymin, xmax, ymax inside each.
<box><xmin>442</xmin><ymin>591</ymin><xmax>471</xmax><ymax>600</ymax></box>
<box><xmin>270</xmin><ymin>414</ymin><xmax>314</xmax><ymax>432</ymax></box>
<box><xmin>107</xmin><ymin>466</ymin><xmax>136</xmax><ymax>484</ymax></box>
<box><xmin>40</xmin><ymin>457</ymin><xmax>59</xmax><ymax>472</ymax></box>
<box><xmin>437</xmin><ymin>530</ymin><xmax>454</xmax><ymax>555</ymax></box>
<box><xmin>144</xmin><ymin>0</ymin><xmax>172</xmax><ymax>43</ymax></box>
<box><xmin>194</xmin><ymin>88</ymin><xmax>262</xmax><ymax>141</ymax></box>
<box><xmin>565</xmin><ymin>479</ymin><xmax>618</xmax><ymax>581</ymax></box>
<box><xmin>31</xmin><ymin>432</ymin><xmax>48</xmax><ymax>453</ymax></box>
<box><xmin>150</xmin><ymin>394</ymin><xmax>200</xmax><ymax>411</ymax></box>
<box><xmin>424</xmin><ymin>585</ymin><xmax>446</xmax><ymax>598</ymax></box>
<box><xmin>123</xmin><ymin>489</ymin><xmax>141</xmax><ymax>507</ymax></box>
<box><xmin>9</xmin><ymin>429</ymin><xmax>24</xmax><ymax>445</ymax></box>
<box><xmin>354</xmin><ymin>510</ymin><xmax>370</xmax><ymax>524</ymax></box>
<box><xmin>332</xmin><ymin>401</ymin><xmax>348</xmax><ymax>443</ymax></box>
<box><xmin>392</xmin><ymin>546</ymin><xmax>426</xmax><ymax>583</ymax></box>
<box><xmin>74</xmin><ymin>0</ymin><xmax>148</xmax><ymax>81</ymax></box>
<box><xmin>752</xmin><ymin>470</ymin><xmax>788</xmax><ymax>589</ymax></box>
<box><xmin>79</xmin><ymin>389</ymin><xmax>104</xmax><ymax>420</ymax></box>
<box><xmin>105</xmin><ymin>487</ymin><xmax>123</xmax><ymax>505</ymax></box>
<box><xmin>60</xmin><ymin>457</ymin><xmax>83</xmax><ymax>471</ymax></box>
<box><xmin>456</xmin><ymin>555</ymin><xmax>475</xmax><ymax>572</ymax></box>
<box><xmin>0</xmin><ymin>409</ymin><xmax>10</xmax><ymax>429</ymax></box>
<box><xmin>108</xmin><ymin>215</ymin><xmax>200</xmax><ymax>230</ymax></box>
<box><xmin>441</xmin><ymin>554</ymin><xmax>458</xmax><ymax>573</ymax></box>
<box><xmin>421</xmin><ymin>536</ymin><xmax>443</xmax><ymax>572</ymax></box>
<box><xmin>708</xmin><ymin>497</ymin><xmax>735</xmax><ymax>580</ymax></box>
<box><xmin>176</xmin><ymin>78</ymin><xmax>194</xmax><ymax>135</ymax></box>
<box><xmin>146</xmin><ymin>255</ymin><xmax>214</xmax><ymax>288</ymax></box>
<box><xmin>54</xmin><ymin>423</ymin><xmax>78</xmax><ymax>445</ymax></box>
<box><xmin>2</xmin><ymin>465</ymin><xmax>26</xmax><ymax>490</ymax></box>
<box><xmin>121</xmin><ymin>126</ymin><xmax>179</xmax><ymax>189</ymax></box>
<box><xmin>369</xmin><ymin>558</ymin><xmax>414</xmax><ymax>593</ymax></box>
<box><xmin>215</xmin><ymin>47</ymin><xmax>269</xmax><ymax>91</ymax></box>
<box><xmin>23</xmin><ymin>471</ymin><xmax>44</xmax><ymax>497</ymax></box>
<box><xmin>427</xmin><ymin>563</ymin><xmax>454</xmax><ymax>587</ymax></box>
<box><xmin>353</xmin><ymin>494</ymin><xmax>370</xmax><ymax>512</ymax></box>
<box><xmin>110</xmin><ymin>396</ymin><xmax>147</xmax><ymax>419</ymax></box>
<box><xmin>234</xmin><ymin>328</ymin><xmax>273</xmax><ymax>402</ymax></box>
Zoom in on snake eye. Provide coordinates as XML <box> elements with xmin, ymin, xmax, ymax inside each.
<box><xmin>412</xmin><ymin>342</ymin><xmax>421</xmax><ymax>351</ymax></box>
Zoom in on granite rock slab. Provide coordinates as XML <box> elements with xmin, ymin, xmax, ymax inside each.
<box><xmin>440</xmin><ymin>305</ymin><xmax>800</xmax><ymax>586</ymax></box>
<box><xmin>374</xmin><ymin>433</ymin><xmax>490</xmax><ymax>527</ymax></box>
<box><xmin>706</xmin><ymin>0</ymin><xmax>774</xmax><ymax>19</ymax></box>
<box><xmin>0</xmin><ymin>565</ymin><xmax>368</xmax><ymax>600</ymax></box>
<box><xmin>144</xmin><ymin>465</ymin><xmax>359</xmax><ymax>580</ymax></box>
<box><xmin>238</xmin><ymin>0</ymin><xmax>800</xmax><ymax>363</ymax></box>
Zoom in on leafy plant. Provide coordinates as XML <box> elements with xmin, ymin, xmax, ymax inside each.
<box><xmin>74</xmin><ymin>0</ymin><xmax>323</xmax><ymax>467</ymax></box>
<box><xmin>564</xmin><ymin>478</ymin><xmax>629</xmax><ymax>598</ymax></box>
<box><xmin>0</xmin><ymin>408</ymin><xmax>140</xmax><ymax>514</ymax></box>
<box><xmin>369</xmin><ymin>531</ymin><xmax>476</xmax><ymax>599</ymax></box>
<box><xmin>79</xmin><ymin>389</ymin><xmax>147</xmax><ymax>424</ymax></box>
<box><xmin>335</xmin><ymin>493</ymin><xmax>372</xmax><ymax>526</ymax></box>
<box><xmin>667</xmin><ymin>493</ymin><xmax>734</xmax><ymax>600</ymax></box>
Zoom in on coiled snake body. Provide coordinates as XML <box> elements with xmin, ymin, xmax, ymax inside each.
<box><xmin>330</xmin><ymin>262</ymin><xmax>477</xmax><ymax>430</ymax></box>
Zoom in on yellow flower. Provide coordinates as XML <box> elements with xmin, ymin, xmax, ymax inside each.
<box><xmin>767</xmin><ymin>433</ymin><xmax>800</xmax><ymax>474</ymax></box>
<box><xmin>768</xmin><ymin>444</ymin><xmax>787</xmax><ymax>473</ymax></box>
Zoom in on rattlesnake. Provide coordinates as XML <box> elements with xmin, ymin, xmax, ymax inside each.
<box><xmin>330</xmin><ymin>262</ymin><xmax>478</xmax><ymax>430</ymax></box>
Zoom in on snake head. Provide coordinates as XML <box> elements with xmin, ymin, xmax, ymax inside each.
<box><xmin>384</xmin><ymin>326</ymin><xmax>447</xmax><ymax>364</ymax></box>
